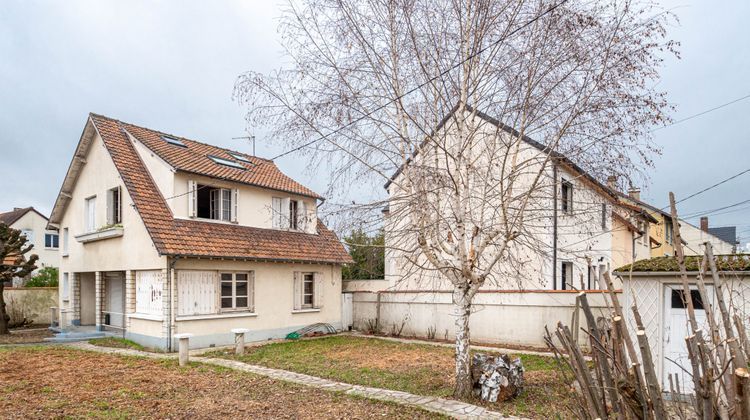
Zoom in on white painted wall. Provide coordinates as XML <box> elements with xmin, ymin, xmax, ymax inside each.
<box><xmin>679</xmin><ymin>221</ymin><xmax>735</xmax><ymax>256</ymax></box>
<box><xmin>8</xmin><ymin>210</ymin><xmax>58</xmax><ymax>279</ymax></box>
<box><xmin>352</xmin><ymin>290</ymin><xmax>611</xmax><ymax>348</ymax></box>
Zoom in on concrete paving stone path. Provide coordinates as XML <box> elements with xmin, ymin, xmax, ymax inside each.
<box><xmin>69</xmin><ymin>342</ymin><xmax>521</xmax><ymax>419</ymax></box>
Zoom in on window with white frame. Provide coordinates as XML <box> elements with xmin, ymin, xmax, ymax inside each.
<box><xmin>561</xmin><ymin>180</ymin><xmax>573</xmax><ymax>214</ymax></box>
<box><xmin>21</xmin><ymin>229</ymin><xmax>34</xmax><ymax>243</ymax></box>
<box><xmin>293</xmin><ymin>272</ymin><xmax>322</xmax><ymax>310</ymax></box>
<box><xmin>107</xmin><ymin>186</ymin><xmax>121</xmax><ymax>225</ymax></box>
<box><xmin>135</xmin><ymin>271</ymin><xmax>163</xmax><ymax>316</ymax></box>
<box><xmin>61</xmin><ymin>272</ymin><xmax>69</xmax><ymax>301</ymax></box>
<box><xmin>84</xmin><ymin>196</ymin><xmax>96</xmax><ymax>232</ymax></box>
<box><xmin>191</xmin><ymin>182</ymin><xmax>237</xmax><ymax>222</ymax></box>
<box><xmin>220</xmin><ymin>272</ymin><xmax>253</xmax><ymax>311</ymax></box>
<box><xmin>45</xmin><ymin>233</ymin><xmax>59</xmax><ymax>249</ymax></box>
<box><xmin>177</xmin><ymin>270</ymin><xmax>254</xmax><ymax>317</ymax></box>
<box><xmin>62</xmin><ymin>228</ymin><xmax>69</xmax><ymax>256</ymax></box>
<box><xmin>272</xmin><ymin>197</ymin><xmax>307</xmax><ymax>231</ymax></box>
<box><xmin>559</xmin><ymin>262</ymin><xmax>573</xmax><ymax>290</ymax></box>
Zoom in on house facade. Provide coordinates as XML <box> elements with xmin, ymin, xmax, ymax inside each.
<box><xmin>48</xmin><ymin>114</ymin><xmax>351</xmax><ymax>350</ymax></box>
<box><xmin>617</xmin><ymin>190</ymin><xmax>676</xmax><ymax>257</ymax></box>
<box><xmin>0</xmin><ymin>207</ymin><xmax>59</xmax><ymax>286</ymax></box>
<box><xmin>383</xmin><ymin>108</ymin><xmax>650</xmax><ymax>293</ymax></box>
<box><xmin>679</xmin><ymin>216</ymin><xmax>735</xmax><ymax>256</ymax></box>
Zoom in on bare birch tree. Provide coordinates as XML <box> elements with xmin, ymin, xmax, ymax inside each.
<box><xmin>236</xmin><ymin>0</ymin><xmax>676</xmax><ymax>397</ymax></box>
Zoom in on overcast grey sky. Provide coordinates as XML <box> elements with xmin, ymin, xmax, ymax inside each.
<box><xmin>1</xmin><ymin>1</ymin><xmax>748</xmax><ymax>246</ymax></box>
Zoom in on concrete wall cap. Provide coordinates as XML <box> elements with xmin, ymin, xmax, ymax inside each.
<box><xmin>231</xmin><ymin>328</ymin><xmax>251</xmax><ymax>334</ymax></box>
<box><xmin>173</xmin><ymin>333</ymin><xmax>194</xmax><ymax>339</ymax></box>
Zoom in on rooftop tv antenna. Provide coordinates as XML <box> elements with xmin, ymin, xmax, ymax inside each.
<box><xmin>232</xmin><ymin>134</ymin><xmax>256</xmax><ymax>156</ymax></box>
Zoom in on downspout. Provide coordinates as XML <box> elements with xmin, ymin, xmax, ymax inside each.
<box><xmin>552</xmin><ymin>163</ymin><xmax>558</xmax><ymax>290</ymax></box>
<box><xmin>167</xmin><ymin>255</ymin><xmax>180</xmax><ymax>352</ymax></box>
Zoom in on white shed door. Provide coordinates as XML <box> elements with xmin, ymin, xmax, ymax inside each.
<box><xmin>341</xmin><ymin>292</ymin><xmax>353</xmax><ymax>331</ymax></box>
<box><xmin>663</xmin><ymin>284</ymin><xmax>710</xmax><ymax>392</ymax></box>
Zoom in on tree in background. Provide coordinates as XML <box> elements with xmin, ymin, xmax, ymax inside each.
<box><xmin>0</xmin><ymin>223</ymin><xmax>38</xmax><ymax>334</ymax></box>
<box><xmin>237</xmin><ymin>0</ymin><xmax>676</xmax><ymax>397</ymax></box>
<box><xmin>342</xmin><ymin>229</ymin><xmax>385</xmax><ymax>280</ymax></box>
<box><xmin>26</xmin><ymin>265</ymin><xmax>59</xmax><ymax>288</ymax></box>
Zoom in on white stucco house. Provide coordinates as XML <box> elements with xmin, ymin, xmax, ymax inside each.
<box><xmin>349</xmin><ymin>106</ymin><xmax>657</xmax><ymax>348</ymax></box>
<box><xmin>680</xmin><ymin>216</ymin><xmax>735</xmax><ymax>256</ymax></box>
<box><xmin>0</xmin><ymin>207</ymin><xmax>59</xmax><ymax>286</ymax></box>
<box><xmin>48</xmin><ymin>113</ymin><xmax>352</xmax><ymax>350</ymax></box>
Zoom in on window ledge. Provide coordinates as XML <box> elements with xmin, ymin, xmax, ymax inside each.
<box><xmin>128</xmin><ymin>313</ymin><xmax>163</xmax><ymax>321</ymax></box>
<box><xmin>292</xmin><ymin>308</ymin><xmax>321</xmax><ymax>314</ymax></box>
<box><xmin>75</xmin><ymin>227</ymin><xmax>124</xmax><ymax>243</ymax></box>
<box><xmin>176</xmin><ymin>312</ymin><xmax>257</xmax><ymax>321</ymax></box>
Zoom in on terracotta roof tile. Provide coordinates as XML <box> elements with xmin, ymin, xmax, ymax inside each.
<box><xmin>89</xmin><ymin>114</ymin><xmax>351</xmax><ymax>264</ymax></box>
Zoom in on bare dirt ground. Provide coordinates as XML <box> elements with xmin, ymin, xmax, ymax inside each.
<box><xmin>0</xmin><ymin>328</ymin><xmax>53</xmax><ymax>345</ymax></box>
<box><xmin>0</xmin><ymin>346</ymin><xmax>442</xmax><ymax>419</ymax></box>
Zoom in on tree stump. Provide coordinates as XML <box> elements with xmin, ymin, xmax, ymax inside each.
<box><xmin>471</xmin><ymin>353</ymin><xmax>524</xmax><ymax>402</ymax></box>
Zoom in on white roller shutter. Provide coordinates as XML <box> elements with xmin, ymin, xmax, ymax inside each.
<box><xmin>297</xmin><ymin>200</ymin><xmax>307</xmax><ymax>231</ymax></box>
<box><xmin>248</xmin><ymin>271</ymin><xmax>255</xmax><ymax>312</ymax></box>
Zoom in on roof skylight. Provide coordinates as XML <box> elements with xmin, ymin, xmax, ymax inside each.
<box><xmin>208</xmin><ymin>155</ymin><xmax>246</xmax><ymax>170</ymax></box>
<box><xmin>228</xmin><ymin>152</ymin><xmax>251</xmax><ymax>163</ymax></box>
<box><xmin>162</xmin><ymin>135</ymin><xmax>187</xmax><ymax>147</ymax></box>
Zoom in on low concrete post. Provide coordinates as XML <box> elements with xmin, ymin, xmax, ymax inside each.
<box><xmin>173</xmin><ymin>333</ymin><xmax>194</xmax><ymax>366</ymax></box>
<box><xmin>231</xmin><ymin>328</ymin><xmax>250</xmax><ymax>355</ymax></box>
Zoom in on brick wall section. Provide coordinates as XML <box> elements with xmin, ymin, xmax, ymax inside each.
<box><xmin>125</xmin><ymin>270</ymin><xmax>135</xmax><ymax>331</ymax></box>
<box><xmin>71</xmin><ymin>272</ymin><xmax>81</xmax><ymax>325</ymax></box>
<box><xmin>95</xmin><ymin>271</ymin><xmax>103</xmax><ymax>329</ymax></box>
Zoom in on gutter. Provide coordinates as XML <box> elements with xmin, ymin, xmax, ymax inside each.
<box><xmin>552</xmin><ymin>163</ymin><xmax>558</xmax><ymax>290</ymax></box>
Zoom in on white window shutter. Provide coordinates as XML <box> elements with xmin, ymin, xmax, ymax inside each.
<box><xmin>293</xmin><ymin>271</ymin><xmax>301</xmax><ymax>310</ymax></box>
<box><xmin>106</xmin><ymin>189</ymin><xmax>113</xmax><ymax>225</ymax></box>
<box><xmin>313</xmin><ymin>272</ymin><xmax>323</xmax><ymax>309</ymax></box>
<box><xmin>297</xmin><ymin>200</ymin><xmax>307</xmax><ymax>231</ymax></box>
<box><xmin>272</xmin><ymin>197</ymin><xmax>282</xmax><ymax>228</ymax></box>
<box><xmin>282</xmin><ymin>197</ymin><xmax>291</xmax><ymax>228</ymax></box>
<box><xmin>188</xmin><ymin>180</ymin><xmax>197</xmax><ymax>218</ymax></box>
<box><xmin>248</xmin><ymin>271</ymin><xmax>255</xmax><ymax>312</ymax></box>
<box><xmin>232</xmin><ymin>188</ymin><xmax>239</xmax><ymax>223</ymax></box>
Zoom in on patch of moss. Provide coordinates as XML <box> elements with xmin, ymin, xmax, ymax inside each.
<box><xmin>616</xmin><ymin>254</ymin><xmax>750</xmax><ymax>273</ymax></box>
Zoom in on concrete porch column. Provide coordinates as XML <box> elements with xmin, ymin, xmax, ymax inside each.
<box><xmin>125</xmin><ymin>270</ymin><xmax>136</xmax><ymax>331</ymax></box>
<box><xmin>95</xmin><ymin>271</ymin><xmax>104</xmax><ymax>331</ymax></box>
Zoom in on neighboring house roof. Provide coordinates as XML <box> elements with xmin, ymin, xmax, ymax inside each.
<box><xmin>612</xmin><ymin>212</ymin><xmax>643</xmax><ymax>234</ymax></box>
<box><xmin>0</xmin><ymin>207</ymin><xmax>48</xmax><ymax>226</ymax></box>
<box><xmin>49</xmin><ymin>114</ymin><xmax>352</xmax><ymax>265</ymax></box>
<box><xmin>615</xmin><ymin>191</ymin><xmax>671</xmax><ymax>221</ymax></box>
<box><xmin>383</xmin><ymin>104</ymin><xmax>618</xmax><ymax>202</ymax></box>
<box><xmin>614</xmin><ymin>254</ymin><xmax>750</xmax><ymax>273</ymax></box>
<box><xmin>615</xmin><ymin>200</ymin><xmax>659</xmax><ymax>224</ymax></box>
<box><xmin>708</xmin><ymin>226</ymin><xmax>738</xmax><ymax>245</ymax></box>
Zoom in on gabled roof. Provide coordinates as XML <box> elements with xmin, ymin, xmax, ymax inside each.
<box><xmin>383</xmin><ymin>104</ymin><xmax>618</xmax><ymax>202</ymax></box>
<box><xmin>615</xmin><ymin>191</ymin><xmax>672</xmax><ymax>221</ymax></box>
<box><xmin>49</xmin><ymin>114</ymin><xmax>351</xmax><ymax>264</ymax></box>
<box><xmin>101</xmin><ymin>114</ymin><xmax>321</xmax><ymax>199</ymax></box>
<box><xmin>708</xmin><ymin>226</ymin><xmax>738</xmax><ymax>245</ymax></box>
<box><xmin>0</xmin><ymin>207</ymin><xmax>48</xmax><ymax>226</ymax></box>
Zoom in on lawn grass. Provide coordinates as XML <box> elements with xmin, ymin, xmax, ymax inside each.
<box><xmin>0</xmin><ymin>346</ymin><xmax>442</xmax><ymax>419</ymax></box>
<box><xmin>206</xmin><ymin>335</ymin><xmax>575</xmax><ymax>418</ymax></box>
<box><xmin>88</xmin><ymin>337</ymin><xmax>145</xmax><ymax>351</ymax></box>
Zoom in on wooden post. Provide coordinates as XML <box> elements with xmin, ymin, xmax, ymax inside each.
<box><xmin>669</xmin><ymin>193</ymin><xmax>700</xmax><ymax>334</ymax></box>
<box><xmin>735</xmin><ymin>368</ymin><xmax>750</xmax><ymax>420</ymax></box>
<box><xmin>734</xmin><ymin>314</ymin><xmax>750</xmax><ymax>362</ymax></box>
<box><xmin>375</xmin><ymin>291</ymin><xmax>382</xmax><ymax>333</ymax></box>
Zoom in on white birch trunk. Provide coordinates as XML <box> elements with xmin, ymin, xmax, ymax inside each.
<box><xmin>453</xmin><ymin>286</ymin><xmax>474</xmax><ymax>398</ymax></box>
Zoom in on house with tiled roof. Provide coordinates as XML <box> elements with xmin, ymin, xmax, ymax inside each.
<box><xmin>0</xmin><ymin>207</ymin><xmax>58</xmax><ymax>286</ymax></box>
<box><xmin>48</xmin><ymin>113</ymin><xmax>352</xmax><ymax>350</ymax></box>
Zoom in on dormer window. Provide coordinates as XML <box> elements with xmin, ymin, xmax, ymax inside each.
<box><xmin>188</xmin><ymin>181</ymin><xmax>238</xmax><ymax>223</ymax></box>
<box><xmin>162</xmin><ymin>135</ymin><xmax>186</xmax><ymax>147</ymax></box>
<box><xmin>208</xmin><ymin>155</ymin><xmax>245</xmax><ymax>170</ymax></box>
<box><xmin>228</xmin><ymin>152</ymin><xmax>252</xmax><ymax>164</ymax></box>
<box><xmin>272</xmin><ymin>197</ymin><xmax>307</xmax><ymax>231</ymax></box>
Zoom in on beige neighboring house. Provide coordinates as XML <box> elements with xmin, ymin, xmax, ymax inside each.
<box><xmin>47</xmin><ymin>113</ymin><xmax>352</xmax><ymax>350</ymax></box>
<box><xmin>0</xmin><ymin>207</ymin><xmax>59</xmax><ymax>286</ymax></box>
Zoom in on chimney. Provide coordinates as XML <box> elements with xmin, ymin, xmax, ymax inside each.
<box><xmin>700</xmin><ymin>216</ymin><xmax>709</xmax><ymax>232</ymax></box>
<box><xmin>607</xmin><ymin>176</ymin><xmax>617</xmax><ymax>191</ymax></box>
<box><xmin>628</xmin><ymin>187</ymin><xmax>640</xmax><ymax>201</ymax></box>
<box><xmin>13</xmin><ymin>207</ymin><xmax>21</xmax><ymax>211</ymax></box>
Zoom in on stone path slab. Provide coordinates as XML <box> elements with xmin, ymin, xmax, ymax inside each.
<box><xmin>69</xmin><ymin>342</ymin><xmax>518</xmax><ymax>419</ymax></box>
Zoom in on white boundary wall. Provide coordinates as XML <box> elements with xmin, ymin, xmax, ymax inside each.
<box><xmin>352</xmin><ymin>290</ymin><xmax>612</xmax><ymax>348</ymax></box>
